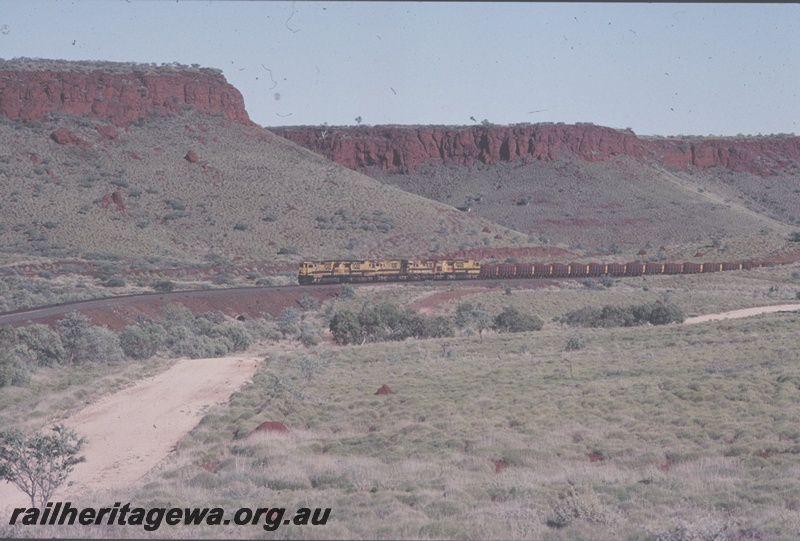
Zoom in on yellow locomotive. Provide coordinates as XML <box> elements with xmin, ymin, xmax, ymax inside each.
<box><xmin>298</xmin><ymin>259</ymin><xmax>481</xmax><ymax>285</ymax></box>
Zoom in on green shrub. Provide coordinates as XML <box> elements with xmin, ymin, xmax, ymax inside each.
<box><xmin>329</xmin><ymin>302</ymin><xmax>454</xmax><ymax>345</ymax></box>
<box><xmin>15</xmin><ymin>324</ymin><xmax>67</xmax><ymax>367</ymax></box>
<box><xmin>454</xmin><ymin>302</ymin><xmax>492</xmax><ymax>339</ymax></box>
<box><xmin>493</xmin><ymin>306</ymin><xmax>544</xmax><ymax>333</ymax></box>
<box><xmin>561</xmin><ymin>302</ymin><xmax>684</xmax><ymax>328</ymax></box>
<box><xmin>119</xmin><ymin>323</ymin><xmax>166</xmax><ymax>360</ymax></box>
<box><xmin>565</xmin><ymin>335</ymin><xmax>585</xmax><ymax>351</ymax></box>
<box><xmin>57</xmin><ymin>312</ymin><xmax>123</xmax><ymax>363</ymax></box>
<box><xmin>220</xmin><ymin>324</ymin><xmax>252</xmax><ymax>352</ymax></box>
<box><xmin>277</xmin><ymin>307</ymin><xmax>302</xmax><ymax>337</ymax></box>
<box><xmin>164</xmin><ymin>198</ymin><xmax>187</xmax><ymax>211</ymax></box>
<box><xmin>152</xmin><ymin>280</ymin><xmax>176</xmax><ymax>292</ymax></box>
<box><xmin>339</xmin><ymin>283</ymin><xmax>356</xmax><ymax>299</ymax></box>
<box><xmin>298</xmin><ymin>293</ymin><xmax>321</xmax><ymax>311</ymax></box>
<box><xmin>0</xmin><ymin>350</ymin><xmax>30</xmax><ymax>387</ymax></box>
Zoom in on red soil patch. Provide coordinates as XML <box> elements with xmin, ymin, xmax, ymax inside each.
<box><xmin>250</xmin><ymin>421</ymin><xmax>291</xmax><ymax>436</ymax></box>
<box><xmin>587</xmin><ymin>452</ymin><xmax>606</xmax><ymax>463</ymax></box>
<box><xmin>0</xmin><ymin>285</ymin><xmax>340</xmax><ymax>332</ymax></box>
<box><xmin>412</xmin><ymin>288</ymin><xmax>487</xmax><ymax>315</ymax></box>
<box><xmin>492</xmin><ymin>460</ymin><xmax>509</xmax><ymax>473</ymax></box>
<box><xmin>375</xmin><ymin>384</ymin><xmax>394</xmax><ymax>395</ymax></box>
<box><xmin>755</xmin><ymin>450</ymin><xmax>786</xmax><ymax>459</ymax></box>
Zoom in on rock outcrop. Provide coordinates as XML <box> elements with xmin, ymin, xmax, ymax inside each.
<box><xmin>0</xmin><ymin>59</ymin><xmax>251</xmax><ymax>127</ymax></box>
<box><xmin>271</xmin><ymin>124</ymin><xmax>800</xmax><ymax>177</ymax></box>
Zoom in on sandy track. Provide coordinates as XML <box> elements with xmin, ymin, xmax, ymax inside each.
<box><xmin>0</xmin><ymin>355</ymin><xmax>260</xmax><ymax>511</ymax></box>
<box><xmin>684</xmin><ymin>304</ymin><xmax>800</xmax><ymax>324</ymax></box>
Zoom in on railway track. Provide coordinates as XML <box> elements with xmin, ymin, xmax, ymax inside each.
<box><xmin>0</xmin><ymin>284</ymin><xmax>341</xmax><ymax>330</ymax></box>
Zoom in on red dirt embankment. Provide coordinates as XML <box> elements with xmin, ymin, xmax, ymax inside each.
<box><xmin>271</xmin><ymin>124</ymin><xmax>800</xmax><ymax>177</ymax></box>
<box><xmin>0</xmin><ymin>285</ymin><xmax>341</xmax><ymax>332</ymax></box>
<box><xmin>0</xmin><ymin>63</ymin><xmax>251</xmax><ymax>127</ymax></box>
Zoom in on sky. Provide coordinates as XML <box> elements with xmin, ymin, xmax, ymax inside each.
<box><xmin>0</xmin><ymin>1</ymin><xmax>798</xmax><ymax>136</ymax></box>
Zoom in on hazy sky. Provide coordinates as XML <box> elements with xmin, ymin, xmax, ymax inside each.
<box><xmin>1</xmin><ymin>1</ymin><xmax>798</xmax><ymax>136</ymax></box>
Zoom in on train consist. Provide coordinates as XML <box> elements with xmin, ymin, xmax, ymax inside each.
<box><xmin>298</xmin><ymin>258</ymin><xmax>772</xmax><ymax>285</ymax></box>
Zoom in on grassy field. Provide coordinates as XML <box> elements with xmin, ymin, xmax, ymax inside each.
<box><xmin>9</xmin><ymin>312</ymin><xmax>799</xmax><ymax>540</ymax></box>
<box><xmin>3</xmin><ymin>266</ymin><xmax>800</xmax><ymax>540</ymax></box>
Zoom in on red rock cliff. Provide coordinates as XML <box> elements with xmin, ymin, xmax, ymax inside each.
<box><xmin>271</xmin><ymin>124</ymin><xmax>800</xmax><ymax>177</ymax></box>
<box><xmin>0</xmin><ymin>60</ymin><xmax>251</xmax><ymax>127</ymax></box>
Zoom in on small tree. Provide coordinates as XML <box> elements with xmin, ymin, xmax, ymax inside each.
<box><xmin>329</xmin><ymin>309</ymin><xmax>363</xmax><ymax>345</ymax></box>
<box><xmin>454</xmin><ymin>302</ymin><xmax>492</xmax><ymax>341</ymax></box>
<box><xmin>0</xmin><ymin>424</ymin><xmax>86</xmax><ymax>507</ymax></box>
<box><xmin>57</xmin><ymin>312</ymin><xmax>92</xmax><ymax>364</ymax></box>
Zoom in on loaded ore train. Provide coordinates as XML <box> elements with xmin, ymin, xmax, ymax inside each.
<box><xmin>298</xmin><ymin>258</ymin><xmax>771</xmax><ymax>285</ymax></box>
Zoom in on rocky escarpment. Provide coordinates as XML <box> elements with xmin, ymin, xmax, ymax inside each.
<box><xmin>0</xmin><ymin>59</ymin><xmax>251</xmax><ymax>127</ymax></box>
<box><xmin>271</xmin><ymin>124</ymin><xmax>800</xmax><ymax>177</ymax></box>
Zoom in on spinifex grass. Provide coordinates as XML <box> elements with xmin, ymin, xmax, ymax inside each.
<box><xmin>15</xmin><ymin>307</ymin><xmax>799</xmax><ymax>540</ymax></box>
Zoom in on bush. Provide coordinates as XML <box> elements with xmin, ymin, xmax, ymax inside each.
<box><xmin>277</xmin><ymin>307</ymin><xmax>302</xmax><ymax>338</ymax></box>
<box><xmin>582</xmin><ymin>278</ymin><xmax>600</xmax><ymax>290</ymax></box>
<box><xmin>561</xmin><ymin>302</ymin><xmax>684</xmax><ymax>328</ymax></box>
<box><xmin>298</xmin><ymin>293</ymin><xmax>321</xmax><ymax>311</ymax></box>
<box><xmin>15</xmin><ymin>324</ymin><xmax>67</xmax><ymax>367</ymax></box>
<box><xmin>493</xmin><ymin>306</ymin><xmax>544</xmax><ymax>333</ymax></box>
<box><xmin>165</xmin><ymin>324</ymin><xmax>231</xmax><ymax>358</ymax></box>
<box><xmin>547</xmin><ymin>487</ymin><xmax>613</xmax><ymax>529</ymax></box>
<box><xmin>220</xmin><ymin>324</ymin><xmax>252</xmax><ymax>352</ymax></box>
<box><xmin>233</xmin><ymin>223</ymin><xmax>248</xmax><ymax>231</ymax></box>
<box><xmin>0</xmin><ymin>350</ymin><xmax>30</xmax><ymax>387</ymax></box>
<box><xmin>57</xmin><ymin>312</ymin><xmax>123</xmax><ymax>363</ymax></box>
<box><xmin>119</xmin><ymin>323</ymin><xmax>166</xmax><ymax>360</ymax></box>
<box><xmin>299</xmin><ymin>331</ymin><xmax>319</xmax><ymax>347</ymax></box>
<box><xmin>339</xmin><ymin>283</ymin><xmax>356</xmax><ymax>299</ymax></box>
<box><xmin>152</xmin><ymin>280</ymin><xmax>176</xmax><ymax>293</ymax></box>
<box><xmin>565</xmin><ymin>335</ymin><xmax>585</xmax><ymax>351</ymax></box>
<box><xmin>329</xmin><ymin>302</ymin><xmax>454</xmax><ymax>345</ymax></box>
<box><xmin>278</xmin><ymin>246</ymin><xmax>298</xmax><ymax>255</ymax></box>
<box><xmin>789</xmin><ymin>231</ymin><xmax>800</xmax><ymax>242</ymax></box>
<box><xmin>83</xmin><ymin>326</ymin><xmax>124</xmax><ymax>362</ymax></box>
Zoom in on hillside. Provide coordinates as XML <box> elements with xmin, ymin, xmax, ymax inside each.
<box><xmin>0</xmin><ymin>60</ymin><xmax>543</xmax><ymax>269</ymax></box>
<box><xmin>272</xmin><ymin>125</ymin><xmax>800</xmax><ymax>256</ymax></box>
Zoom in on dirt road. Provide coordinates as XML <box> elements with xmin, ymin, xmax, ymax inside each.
<box><xmin>0</xmin><ymin>355</ymin><xmax>261</xmax><ymax>511</ymax></box>
<box><xmin>683</xmin><ymin>303</ymin><xmax>800</xmax><ymax>324</ymax></box>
